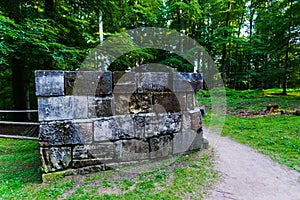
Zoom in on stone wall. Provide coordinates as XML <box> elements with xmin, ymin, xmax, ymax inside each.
<box><xmin>35</xmin><ymin>70</ymin><xmax>207</xmax><ymax>177</ymax></box>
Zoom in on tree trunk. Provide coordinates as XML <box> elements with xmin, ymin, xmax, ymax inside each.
<box><xmin>283</xmin><ymin>1</ymin><xmax>292</xmax><ymax>95</ymax></box>
<box><xmin>45</xmin><ymin>0</ymin><xmax>55</xmax><ymax>18</ymax></box>
<box><xmin>8</xmin><ymin>0</ymin><xmax>28</xmax><ymax>121</ymax></box>
<box><xmin>221</xmin><ymin>1</ymin><xmax>231</xmax><ymax>85</ymax></box>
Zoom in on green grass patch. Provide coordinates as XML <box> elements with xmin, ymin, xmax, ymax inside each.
<box><xmin>0</xmin><ymin>138</ymin><xmax>218</xmax><ymax>199</ymax></box>
<box><xmin>221</xmin><ymin>115</ymin><xmax>300</xmax><ymax>172</ymax></box>
<box><xmin>0</xmin><ymin>139</ymin><xmax>41</xmax><ymax>199</ymax></box>
<box><xmin>199</xmin><ymin>88</ymin><xmax>300</xmax><ymax>172</ymax></box>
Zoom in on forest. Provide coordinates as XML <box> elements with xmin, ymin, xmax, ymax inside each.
<box><xmin>0</xmin><ymin>0</ymin><xmax>299</xmax><ymax>120</ymax></box>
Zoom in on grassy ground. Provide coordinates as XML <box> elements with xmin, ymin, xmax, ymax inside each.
<box><xmin>199</xmin><ymin>88</ymin><xmax>300</xmax><ymax>172</ymax></box>
<box><xmin>1</xmin><ymin>87</ymin><xmax>299</xmax><ymax>199</ymax></box>
<box><xmin>0</xmin><ymin>139</ymin><xmax>218</xmax><ymax>200</ymax></box>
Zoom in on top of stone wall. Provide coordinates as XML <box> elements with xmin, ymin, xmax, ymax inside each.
<box><xmin>35</xmin><ymin>70</ymin><xmax>203</xmax><ymax>97</ymax></box>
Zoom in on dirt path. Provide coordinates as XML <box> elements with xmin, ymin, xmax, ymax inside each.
<box><xmin>203</xmin><ymin>127</ymin><xmax>300</xmax><ymax>200</ymax></box>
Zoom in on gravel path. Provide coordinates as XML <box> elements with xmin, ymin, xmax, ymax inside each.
<box><xmin>203</xmin><ymin>127</ymin><xmax>300</xmax><ymax>200</ymax></box>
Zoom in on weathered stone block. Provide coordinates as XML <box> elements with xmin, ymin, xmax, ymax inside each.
<box><xmin>72</xmin><ymin>159</ymin><xmax>105</xmax><ymax>168</ymax></box>
<box><xmin>115</xmin><ymin>139</ymin><xmax>149</xmax><ymax>161</ymax></box>
<box><xmin>173</xmin><ymin>130</ymin><xmax>200</xmax><ymax>154</ymax></box>
<box><xmin>72</xmin><ymin>143</ymin><xmax>115</xmax><ymax>168</ymax></box>
<box><xmin>40</xmin><ymin>147</ymin><xmax>72</xmax><ymax>173</ymax></box>
<box><xmin>73</xmin><ymin>145</ymin><xmax>92</xmax><ymax>160</ymax></box>
<box><xmin>149</xmin><ymin>135</ymin><xmax>173</xmax><ymax>159</ymax></box>
<box><xmin>94</xmin><ymin>117</ymin><xmax>133</xmax><ymax>142</ymax></box>
<box><xmin>190</xmin><ymin>110</ymin><xmax>202</xmax><ymax>131</ymax></box>
<box><xmin>151</xmin><ymin>72</ymin><xmax>172</xmax><ymax>91</ymax></box>
<box><xmin>186</xmin><ymin>92</ymin><xmax>196</xmax><ymax>110</ymax></box>
<box><xmin>88</xmin><ymin>97</ymin><xmax>113</xmax><ymax>118</ymax></box>
<box><xmin>65</xmin><ymin>71</ymin><xmax>112</xmax><ymax>95</ymax></box>
<box><xmin>137</xmin><ymin>72</ymin><xmax>172</xmax><ymax>93</ymax></box>
<box><xmin>181</xmin><ymin>112</ymin><xmax>192</xmax><ymax>131</ymax></box>
<box><xmin>96</xmin><ymin>72</ymin><xmax>113</xmax><ymax>95</ymax></box>
<box><xmin>73</xmin><ymin>143</ymin><xmax>115</xmax><ymax>166</ymax></box>
<box><xmin>129</xmin><ymin>92</ymin><xmax>153</xmax><ymax>114</ymax></box>
<box><xmin>113</xmin><ymin>71</ymin><xmax>136</xmax><ymax>85</ymax></box>
<box><xmin>35</xmin><ymin>71</ymin><xmax>64</xmax><ymax>97</ymax></box>
<box><xmin>113</xmin><ymin>94</ymin><xmax>131</xmax><ymax>115</ymax></box>
<box><xmin>132</xmin><ymin>114</ymin><xmax>146</xmax><ymax>138</ymax></box>
<box><xmin>77</xmin><ymin>164</ymin><xmax>108</xmax><ymax>175</ymax></box>
<box><xmin>39</xmin><ymin>121</ymin><xmax>92</xmax><ymax>146</ymax></box>
<box><xmin>73</xmin><ymin>123</ymin><xmax>93</xmax><ymax>144</ymax></box>
<box><xmin>144</xmin><ymin>113</ymin><xmax>181</xmax><ymax>138</ymax></box>
<box><xmin>188</xmin><ymin>131</ymin><xmax>204</xmax><ymax>151</ymax></box>
<box><xmin>144</xmin><ymin>113</ymin><xmax>162</xmax><ymax>138</ymax></box>
<box><xmin>94</xmin><ymin>118</ymin><xmax>115</xmax><ymax>142</ymax></box>
<box><xmin>173</xmin><ymin>72</ymin><xmax>203</xmax><ymax>92</ymax></box>
<box><xmin>114</xmin><ymin>115</ymin><xmax>135</xmax><ymax>138</ymax></box>
<box><xmin>161</xmin><ymin>113</ymin><xmax>181</xmax><ymax>134</ymax></box>
<box><xmin>38</xmin><ymin>96</ymin><xmax>87</xmax><ymax>121</ymax></box>
<box><xmin>153</xmin><ymin>92</ymin><xmax>181</xmax><ymax>113</ymax></box>
<box><xmin>72</xmin><ymin>96</ymin><xmax>88</xmax><ymax>119</ymax></box>
<box><xmin>113</xmin><ymin>72</ymin><xmax>136</xmax><ymax>94</ymax></box>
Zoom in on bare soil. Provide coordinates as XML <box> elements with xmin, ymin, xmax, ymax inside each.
<box><xmin>203</xmin><ymin>127</ymin><xmax>300</xmax><ymax>200</ymax></box>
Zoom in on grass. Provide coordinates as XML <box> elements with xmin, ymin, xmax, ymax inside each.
<box><xmin>1</xmin><ymin>87</ymin><xmax>299</xmax><ymax>199</ymax></box>
<box><xmin>0</xmin><ymin>139</ymin><xmax>218</xmax><ymax>199</ymax></box>
<box><xmin>0</xmin><ymin>139</ymin><xmax>41</xmax><ymax>199</ymax></box>
<box><xmin>199</xmin><ymin>87</ymin><xmax>300</xmax><ymax>172</ymax></box>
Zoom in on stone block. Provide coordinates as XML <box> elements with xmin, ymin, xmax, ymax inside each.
<box><xmin>153</xmin><ymin>92</ymin><xmax>181</xmax><ymax>113</ymax></box>
<box><xmin>144</xmin><ymin>113</ymin><xmax>181</xmax><ymax>138</ymax></box>
<box><xmin>94</xmin><ymin>117</ymin><xmax>133</xmax><ymax>142</ymax></box>
<box><xmin>40</xmin><ymin>147</ymin><xmax>72</xmax><ymax>173</ymax></box>
<box><xmin>181</xmin><ymin>112</ymin><xmax>192</xmax><ymax>131</ymax></box>
<box><xmin>77</xmin><ymin>164</ymin><xmax>108</xmax><ymax>175</ymax></box>
<box><xmin>129</xmin><ymin>92</ymin><xmax>153</xmax><ymax>114</ymax></box>
<box><xmin>73</xmin><ymin>145</ymin><xmax>92</xmax><ymax>160</ymax></box>
<box><xmin>113</xmin><ymin>71</ymin><xmax>136</xmax><ymax>85</ymax></box>
<box><xmin>137</xmin><ymin>72</ymin><xmax>172</xmax><ymax>93</ymax></box>
<box><xmin>88</xmin><ymin>97</ymin><xmax>113</xmax><ymax>118</ymax></box>
<box><xmin>114</xmin><ymin>115</ymin><xmax>135</xmax><ymax>138</ymax></box>
<box><xmin>132</xmin><ymin>114</ymin><xmax>146</xmax><ymax>138</ymax></box>
<box><xmin>188</xmin><ymin>131</ymin><xmax>204</xmax><ymax>151</ymax></box>
<box><xmin>151</xmin><ymin>72</ymin><xmax>172</xmax><ymax>91</ymax></box>
<box><xmin>190</xmin><ymin>110</ymin><xmax>202</xmax><ymax>131</ymax></box>
<box><xmin>72</xmin><ymin>142</ymin><xmax>116</xmax><ymax>168</ymax></box>
<box><xmin>38</xmin><ymin>96</ymin><xmax>88</xmax><ymax>121</ymax></box>
<box><xmin>173</xmin><ymin>130</ymin><xmax>200</xmax><ymax>154</ymax></box>
<box><xmin>72</xmin><ymin>159</ymin><xmax>106</xmax><ymax>168</ymax></box>
<box><xmin>115</xmin><ymin>139</ymin><xmax>149</xmax><ymax>162</ymax></box>
<box><xmin>72</xmin><ymin>96</ymin><xmax>88</xmax><ymax>119</ymax></box>
<box><xmin>160</xmin><ymin>113</ymin><xmax>181</xmax><ymax>134</ymax></box>
<box><xmin>186</xmin><ymin>92</ymin><xmax>196</xmax><ymax>110</ymax></box>
<box><xmin>113</xmin><ymin>72</ymin><xmax>136</xmax><ymax>94</ymax></box>
<box><xmin>144</xmin><ymin>113</ymin><xmax>162</xmax><ymax>138</ymax></box>
<box><xmin>35</xmin><ymin>70</ymin><xmax>64</xmax><ymax>97</ymax></box>
<box><xmin>94</xmin><ymin>118</ymin><xmax>115</xmax><ymax>142</ymax></box>
<box><xmin>173</xmin><ymin>72</ymin><xmax>203</xmax><ymax>92</ymax></box>
<box><xmin>149</xmin><ymin>135</ymin><xmax>173</xmax><ymax>159</ymax></box>
<box><xmin>113</xmin><ymin>94</ymin><xmax>131</xmax><ymax>115</ymax></box>
<box><xmin>65</xmin><ymin>71</ymin><xmax>112</xmax><ymax>95</ymax></box>
<box><xmin>39</xmin><ymin>121</ymin><xmax>92</xmax><ymax>146</ymax></box>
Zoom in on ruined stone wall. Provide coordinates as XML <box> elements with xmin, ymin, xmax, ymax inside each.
<box><xmin>35</xmin><ymin>70</ymin><xmax>206</xmax><ymax>177</ymax></box>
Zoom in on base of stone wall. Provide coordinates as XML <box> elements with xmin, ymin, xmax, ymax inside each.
<box><xmin>42</xmin><ymin>140</ymin><xmax>209</xmax><ymax>182</ymax></box>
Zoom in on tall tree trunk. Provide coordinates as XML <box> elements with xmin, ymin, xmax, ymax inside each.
<box><xmin>45</xmin><ymin>0</ymin><xmax>55</xmax><ymax>18</ymax></box>
<box><xmin>283</xmin><ymin>1</ymin><xmax>293</xmax><ymax>95</ymax></box>
<box><xmin>8</xmin><ymin>0</ymin><xmax>28</xmax><ymax>121</ymax></box>
<box><xmin>221</xmin><ymin>1</ymin><xmax>231</xmax><ymax>85</ymax></box>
